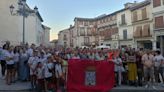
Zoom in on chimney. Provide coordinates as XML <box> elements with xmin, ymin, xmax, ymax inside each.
<box><xmin>34</xmin><ymin>6</ymin><xmax>38</xmax><ymax>13</ymax></box>
<box><xmin>124</xmin><ymin>2</ymin><xmax>136</xmax><ymax>9</ymax></box>
<box><xmin>70</xmin><ymin>25</ymin><xmax>72</xmax><ymax>28</ymax></box>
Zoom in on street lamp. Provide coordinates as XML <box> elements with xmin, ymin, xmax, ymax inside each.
<box><xmin>117</xmin><ymin>34</ymin><xmax>120</xmax><ymax>49</ymax></box>
<box><xmin>9</xmin><ymin>0</ymin><xmax>35</xmax><ymax>44</ymax></box>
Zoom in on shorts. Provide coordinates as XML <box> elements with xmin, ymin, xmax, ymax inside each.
<box><xmin>7</xmin><ymin>64</ymin><xmax>14</xmax><ymax>70</ymax></box>
<box><xmin>144</xmin><ymin>67</ymin><xmax>154</xmax><ymax>79</ymax></box>
<box><xmin>13</xmin><ymin>62</ymin><xmax>18</xmax><ymax>69</ymax></box>
<box><xmin>37</xmin><ymin>79</ymin><xmax>45</xmax><ymax>86</ymax></box>
<box><xmin>45</xmin><ymin>77</ymin><xmax>52</xmax><ymax>82</ymax></box>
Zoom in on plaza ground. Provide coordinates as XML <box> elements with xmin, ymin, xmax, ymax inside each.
<box><xmin>0</xmin><ymin>66</ymin><xmax>164</xmax><ymax>92</ymax></box>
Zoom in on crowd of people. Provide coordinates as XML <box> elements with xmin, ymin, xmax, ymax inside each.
<box><xmin>0</xmin><ymin>41</ymin><xmax>164</xmax><ymax>91</ymax></box>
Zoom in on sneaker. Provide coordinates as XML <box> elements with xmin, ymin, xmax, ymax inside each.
<box><xmin>152</xmin><ymin>86</ymin><xmax>157</xmax><ymax>90</ymax></box>
<box><xmin>145</xmin><ymin>84</ymin><xmax>148</xmax><ymax>88</ymax></box>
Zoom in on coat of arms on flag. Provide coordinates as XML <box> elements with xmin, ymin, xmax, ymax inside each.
<box><xmin>85</xmin><ymin>66</ymin><xmax>96</xmax><ymax>86</ymax></box>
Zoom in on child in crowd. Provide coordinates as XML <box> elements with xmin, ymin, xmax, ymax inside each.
<box><xmin>44</xmin><ymin>56</ymin><xmax>55</xmax><ymax>92</ymax></box>
<box><xmin>36</xmin><ymin>62</ymin><xmax>45</xmax><ymax>92</ymax></box>
<box><xmin>28</xmin><ymin>50</ymin><xmax>39</xmax><ymax>89</ymax></box>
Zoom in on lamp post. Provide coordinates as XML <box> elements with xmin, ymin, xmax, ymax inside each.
<box><xmin>9</xmin><ymin>0</ymin><xmax>35</xmax><ymax>44</ymax></box>
<box><xmin>117</xmin><ymin>34</ymin><xmax>120</xmax><ymax>49</ymax></box>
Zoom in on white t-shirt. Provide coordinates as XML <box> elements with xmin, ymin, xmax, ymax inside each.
<box><xmin>1</xmin><ymin>49</ymin><xmax>8</xmax><ymax>60</ymax></box>
<box><xmin>27</xmin><ymin>48</ymin><xmax>33</xmax><ymax>57</ymax></box>
<box><xmin>44</xmin><ymin>63</ymin><xmax>53</xmax><ymax>78</ymax></box>
<box><xmin>28</xmin><ymin>56</ymin><xmax>39</xmax><ymax>75</ymax></box>
<box><xmin>154</xmin><ymin>55</ymin><xmax>164</xmax><ymax>67</ymax></box>
<box><xmin>36</xmin><ymin>67</ymin><xmax>44</xmax><ymax>79</ymax></box>
<box><xmin>5</xmin><ymin>51</ymin><xmax>14</xmax><ymax>65</ymax></box>
<box><xmin>55</xmin><ymin>64</ymin><xmax>63</xmax><ymax>78</ymax></box>
<box><xmin>13</xmin><ymin>53</ymin><xmax>19</xmax><ymax>63</ymax></box>
<box><xmin>39</xmin><ymin>57</ymin><xmax>47</xmax><ymax>64</ymax></box>
<box><xmin>44</xmin><ymin>53</ymin><xmax>52</xmax><ymax>59</ymax></box>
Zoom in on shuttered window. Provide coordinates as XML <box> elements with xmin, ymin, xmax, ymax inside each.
<box><xmin>155</xmin><ymin>16</ymin><xmax>164</xmax><ymax>29</ymax></box>
<box><xmin>142</xmin><ymin>24</ymin><xmax>150</xmax><ymax>37</ymax></box>
<box><xmin>133</xmin><ymin>11</ymin><xmax>138</xmax><ymax>22</ymax></box>
<box><xmin>142</xmin><ymin>8</ymin><xmax>147</xmax><ymax>20</ymax></box>
<box><xmin>153</xmin><ymin>0</ymin><xmax>161</xmax><ymax>7</ymax></box>
<box><xmin>134</xmin><ymin>26</ymin><xmax>142</xmax><ymax>37</ymax></box>
<box><xmin>123</xmin><ymin>30</ymin><xmax>127</xmax><ymax>39</ymax></box>
<box><xmin>121</xmin><ymin>14</ymin><xmax>126</xmax><ymax>24</ymax></box>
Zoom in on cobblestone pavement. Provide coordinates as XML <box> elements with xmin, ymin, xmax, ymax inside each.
<box><xmin>0</xmin><ymin>65</ymin><xmax>30</xmax><ymax>91</ymax></box>
<box><xmin>1</xmin><ymin>66</ymin><xmax>164</xmax><ymax>92</ymax></box>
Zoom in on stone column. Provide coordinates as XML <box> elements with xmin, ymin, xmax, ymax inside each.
<box><xmin>152</xmin><ymin>41</ymin><xmax>157</xmax><ymax>50</ymax></box>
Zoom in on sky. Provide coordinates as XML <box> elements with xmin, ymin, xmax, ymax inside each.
<box><xmin>27</xmin><ymin>0</ymin><xmax>144</xmax><ymax>41</ymax></box>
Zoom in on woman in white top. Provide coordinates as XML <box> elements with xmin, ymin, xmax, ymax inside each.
<box><xmin>5</xmin><ymin>46</ymin><xmax>14</xmax><ymax>85</ymax></box>
<box><xmin>113</xmin><ymin>55</ymin><xmax>125</xmax><ymax>86</ymax></box>
<box><xmin>13</xmin><ymin>46</ymin><xmax>19</xmax><ymax>82</ymax></box>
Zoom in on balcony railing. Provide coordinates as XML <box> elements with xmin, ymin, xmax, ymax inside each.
<box><xmin>81</xmin><ymin>42</ymin><xmax>91</xmax><ymax>46</ymax></box>
<box><xmin>119</xmin><ymin>21</ymin><xmax>127</xmax><ymax>26</ymax></box>
<box><xmin>63</xmin><ymin>37</ymin><xmax>67</xmax><ymax>41</ymax></box>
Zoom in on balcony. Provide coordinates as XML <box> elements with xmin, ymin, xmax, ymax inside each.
<box><xmin>81</xmin><ymin>42</ymin><xmax>91</xmax><ymax>46</ymax></box>
<box><xmin>63</xmin><ymin>37</ymin><xmax>67</xmax><ymax>41</ymax></box>
<box><xmin>104</xmin><ymin>36</ymin><xmax>112</xmax><ymax>41</ymax></box>
<box><xmin>119</xmin><ymin>21</ymin><xmax>127</xmax><ymax>26</ymax></box>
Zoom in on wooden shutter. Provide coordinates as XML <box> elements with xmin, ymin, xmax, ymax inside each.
<box><xmin>133</xmin><ymin>11</ymin><xmax>138</xmax><ymax>22</ymax></box>
<box><xmin>87</xmin><ymin>28</ymin><xmax>92</xmax><ymax>36</ymax></box>
<box><xmin>142</xmin><ymin>24</ymin><xmax>150</xmax><ymax>37</ymax></box>
<box><xmin>142</xmin><ymin>8</ymin><xmax>147</xmax><ymax>20</ymax></box>
<box><xmin>134</xmin><ymin>26</ymin><xmax>142</xmax><ymax>37</ymax></box>
<box><xmin>121</xmin><ymin>14</ymin><xmax>126</xmax><ymax>24</ymax></box>
<box><xmin>155</xmin><ymin>16</ymin><xmax>164</xmax><ymax>29</ymax></box>
<box><xmin>153</xmin><ymin>0</ymin><xmax>161</xmax><ymax>7</ymax></box>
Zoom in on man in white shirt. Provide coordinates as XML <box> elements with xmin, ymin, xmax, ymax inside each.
<box><xmin>154</xmin><ymin>50</ymin><xmax>164</xmax><ymax>83</ymax></box>
<box><xmin>142</xmin><ymin>51</ymin><xmax>155</xmax><ymax>89</ymax></box>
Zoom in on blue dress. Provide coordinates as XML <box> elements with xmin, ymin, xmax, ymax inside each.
<box><xmin>19</xmin><ymin>53</ymin><xmax>29</xmax><ymax>81</ymax></box>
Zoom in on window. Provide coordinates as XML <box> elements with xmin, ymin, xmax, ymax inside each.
<box><xmin>80</xmin><ymin>27</ymin><xmax>85</xmax><ymax>36</ymax></box>
<box><xmin>153</xmin><ymin>0</ymin><xmax>161</xmax><ymax>7</ymax></box>
<box><xmin>103</xmin><ymin>19</ymin><xmax>105</xmax><ymax>23</ymax></box>
<box><xmin>163</xmin><ymin>0</ymin><xmax>164</xmax><ymax>5</ymax></box>
<box><xmin>87</xmin><ymin>28</ymin><xmax>92</xmax><ymax>36</ymax></box>
<box><xmin>121</xmin><ymin>14</ymin><xmax>126</xmax><ymax>24</ymax></box>
<box><xmin>155</xmin><ymin>16</ymin><xmax>164</xmax><ymax>29</ymax></box>
<box><xmin>134</xmin><ymin>26</ymin><xmax>142</xmax><ymax>37</ymax></box>
<box><xmin>84</xmin><ymin>22</ymin><xmax>88</xmax><ymax>26</ymax></box>
<box><xmin>90</xmin><ymin>22</ymin><xmax>93</xmax><ymax>25</ymax></box>
<box><xmin>142</xmin><ymin>24</ymin><xmax>150</xmax><ymax>37</ymax></box>
<box><xmin>84</xmin><ymin>37</ymin><xmax>89</xmax><ymax>44</ymax></box>
<box><xmin>133</xmin><ymin>11</ymin><xmax>138</xmax><ymax>22</ymax></box>
<box><xmin>64</xmin><ymin>42</ymin><xmax>67</xmax><ymax>47</ymax></box>
<box><xmin>63</xmin><ymin>34</ymin><xmax>67</xmax><ymax>40</ymax></box>
<box><xmin>142</xmin><ymin>8</ymin><xmax>147</xmax><ymax>20</ymax></box>
<box><xmin>123</xmin><ymin>30</ymin><xmax>127</xmax><ymax>39</ymax></box>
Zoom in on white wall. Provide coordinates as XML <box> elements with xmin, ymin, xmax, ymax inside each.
<box><xmin>58</xmin><ymin>29</ymin><xmax>70</xmax><ymax>47</ymax></box>
<box><xmin>0</xmin><ymin>0</ymin><xmax>22</xmax><ymax>45</ymax></box>
<box><xmin>152</xmin><ymin>0</ymin><xmax>164</xmax><ymax>14</ymax></box>
<box><xmin>117</xmin><ymin>9</ymin><xmax>133</xmax><ymax>40</ymax></box>
<box><xmin>0</xmin><ymin>0</ymin><xmax>49</xmax><ymax>46</ymax></box>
